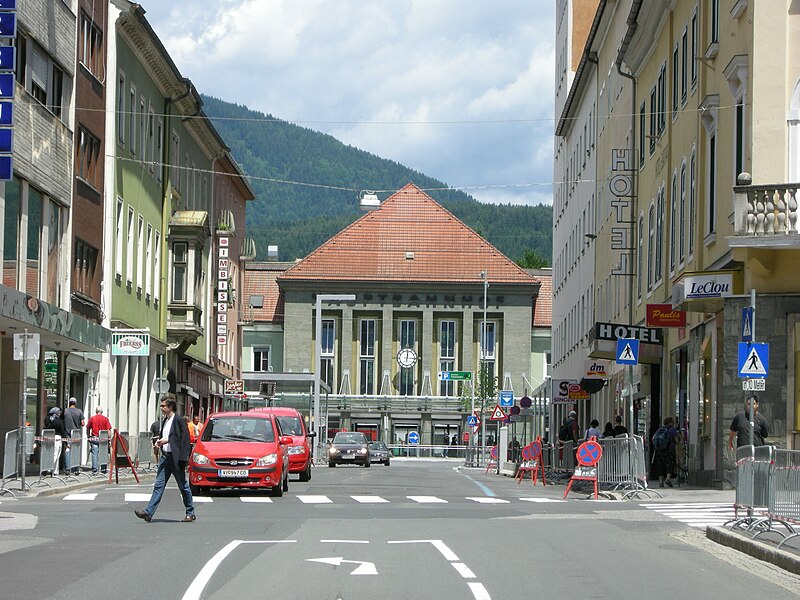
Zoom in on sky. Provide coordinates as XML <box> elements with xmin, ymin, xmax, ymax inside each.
<box><xmin>140</xmin><ymin>1</ymin><xmax>555</xmax><ymax>207</ymax></box>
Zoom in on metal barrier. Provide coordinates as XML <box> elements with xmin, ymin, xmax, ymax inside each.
<box><xmin>595</xmin><ymin>435</ymin><xmax>657</xmax><ymax>499</ymax></box>
<box><xmin>1</xmin><ymin>428</ymin><xmax>20</xmax><ymax>496</ymax></box>
<box><xmin>64</xmin><ymin>429</ymin><xmax>90</xmax><ymax>481</ymax></box>
<box><xmin>32</xmin><ymin>429</ymin><xmax>66</xmax><ymax>488</ymax></box>
<box><xmin>87</xmin><ymin>429</ymin><xmax>111</xmax><ymax>476</ymax></box>
<box><xmin>769</xmin><ymin>448</ymin><xmax>800</xmax><ymax>548</ymax></box>
<box><xmin>137</xmin><ymin>431</ymin><xmax>156</xmax><ymax>471</ymax></box>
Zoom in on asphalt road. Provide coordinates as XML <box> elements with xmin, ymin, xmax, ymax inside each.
<box><xmin>1</xmin><ymin>460</ymin><xmax>799</xmax><ymax>600</ymax></box>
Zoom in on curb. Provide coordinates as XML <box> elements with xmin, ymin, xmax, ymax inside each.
<box><xmin>15</xmin><ymin>472</ymin><xmax>154</xmax><ymax>498</ymax></box>
<box><xmin>706</xmin><ymin>525</ymin><xmax>800</xmax><ymax>575</ymax></box>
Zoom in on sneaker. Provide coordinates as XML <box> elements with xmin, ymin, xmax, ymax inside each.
<box><xmin>665</xmin><ymin>479</ymin><xmax>673</xmax><ymax>488</ymax></box>
<box><xmin>134</xmin><ymin>509</ymin><xmax>152</xmax><ymax>523</ymax></box>
<box><xmin>181</xmin><ymin>514</ymin><xmax>196</xmax><ymax>523</ymax></box>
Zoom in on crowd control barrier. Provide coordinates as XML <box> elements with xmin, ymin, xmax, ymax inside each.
<box><xmin>137</xmin><ymin>431</ymin><xmax>157</xmax><ymax>472</ymax></box>
<box><xmin>1</xmin><ymin>428</ymin><xmax>22</xmax><ymax>496</ymax></box>
<box><xmin>32</xmin><ymin>429</ymin><xmax>66</xmax><ymax>488</ymax></box>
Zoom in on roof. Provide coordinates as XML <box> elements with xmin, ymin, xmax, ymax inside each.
<box><xmin>279</xmin><ymin>184</ymin><xmax>536</xmax><ymax>285</ymax></box>
<box><xmin>530</xmin><ymin>270</ymin><xmax>552</xmax><ymax>328</ymax></box>
<box><xmin>243</xmin><ymin>263</ymin><xmax>292</xmax><ymax>323</ymax></box>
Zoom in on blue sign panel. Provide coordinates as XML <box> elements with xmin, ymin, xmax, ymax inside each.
<box><xmin>498</xmin><ymin>390</ymin><xmax>514</xmax><ymax>407</ymax></box>
<box><xmin>615</xmin><ymin>338</ymin><xmax>639</xmax><ymax>365</ymax></box>
<box><xmin>738</xmin><ymin>342</ymin><xmax>769</xmax><ymax>379</ymax></box>
<box><xmin>0</xmin><ymin>155</ymin><xmax>11</xmax><ymax>181</ymax></box>
<box><xmin>0</xmin><ymin>72</ymin><xmax>13</xmax><ymax>98</ymax></box>
<box><xmin>0</xmin><ymin>127</ymin><xmax>10</xmax><ymax>153</ymax></box>
<box><xmin>0</xmin><ymin>46</ymin><xmax>13</xmax><ymax>71</ymax></box>
<box><xmin>742</xmin><ymin>307</ymin><xmax>753</xmax><ymax>342</ymax></box>
<box><xmin>0</xmin><ymin>100</ymin><xmax>10</xmax><ymax>126</ymax></box>
<box><xmin>0</xmin><ymin>12</ymin><xmax>15</xmax><ymax>38</ymax></box>
<box><xmin>407</xmin><ymin>431</ymin><xmax>420</xmax><ymax>445</ymax></box>
<box><xmin>0</xmin><ymin>0</ymin><xmax>16</xmax><ymax>10</ymax></box>
<box><xmin>466</xmin><ymin>415</ymin><xmax>478</xmax><ymax>427</ymax></box>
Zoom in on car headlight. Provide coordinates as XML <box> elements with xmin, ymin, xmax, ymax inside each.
<box><xmin>359</xmin><ymin>447</ymin><xmax>368</xmax><ymax>455</ymax></box>
<box><xmin>288</xmin><ymin>445</ymin><xmax>306</xmax><ymax>455</ymax></box>
<box><xmin>192</xmin><ymin>452</ymin><xmax>210</xmax><ymax>465</ymax></box>
<box><xmin>329</xmin><ymin>447</ymin><xmax>340</xmax><ymax>455</ymax></box>
<box><xmin>256</xmin><ymin>454</ymin><xmax>278</xmax><ymax>466</ymax></box>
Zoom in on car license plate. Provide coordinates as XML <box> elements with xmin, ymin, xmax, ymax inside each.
<box><xmin>341</xmin><ymin>455</ymin><xmax>354</xmax><ymax>460</ymax></box>
<box><xmin>218</xmin><ymin>469</ymin><xmax>248</xmax><ymax>477</ymax></box>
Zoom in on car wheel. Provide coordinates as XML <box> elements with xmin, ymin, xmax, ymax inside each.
<box><xmin>328</xmin><ymin>461</ymin><xmax>336</xmax><ymax>468</ymax></box>
<box><xmin>364</xmin><ymin>460</ymin><xmax>370</xmax><ymax>468</ymax></box>
<box><xmin>282</xmin><ymin>472</ymin><xmax>289</xmax><ymax>492</ymax></box>
<box><xmin>384</xmin><ymin>459</ymin><xmax>390</xmax><ymax>466</ymax></box>
<box><xmin>272</xmin><ymin>481</ymin><xmax>284</xmax><ymax>497</ymax></box>
<box><xmin>299</xmin><ymin>465</ymin><xmax>311</xmax><ymax>481</ymax></box>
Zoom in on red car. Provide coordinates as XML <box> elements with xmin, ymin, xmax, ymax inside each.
<box><xmin>188</xmin><ymin>411</ymin><xmax>292</xmax><ymax>496</ymax></box>
<box><xmin>251</xmin><ymin>407</ymin><xmax>314</xmax><ymax>481</ymax></box>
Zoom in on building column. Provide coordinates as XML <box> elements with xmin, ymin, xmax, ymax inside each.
<box><xmin>340</xmin><ymin>304</ymin><xmax>353</xmax><ymax>393</ymax></box>
<box><xmin>422</xmin><ymin>308</ymin><xmax>434</xmax><ymax>388</ymax></box>
<box><xmin>381</xmin><ymin>306</ymin><xmax>393</xmax><ymax>392</ymax></box>
<box><xmin>462</xmin><ymin>310</ymin><xmax>474</xmax><ymax>372</ymax></box>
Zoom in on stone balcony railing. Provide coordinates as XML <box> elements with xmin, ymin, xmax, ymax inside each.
<box><xmin>730</xmin><ymin>175</ymin><xmax>800</xmax><ymax>247</ymax></box>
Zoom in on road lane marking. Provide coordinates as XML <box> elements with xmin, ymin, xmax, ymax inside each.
<box><xmin>240</xmin><ymin>497</ymin><xmax>273</xmax><ymax>503</ymax></box>
<box><xmin>297</xmin><ymin>495</ymin><xmax>332</xmax><ymax>503</ymax></box>
<box><xmin>351</xmin><ymin>495</ymin><xmax>389</xmax><ymax>503</ymax></box>
<box><xmin>124</xmin><ymin>493</ymin><xmax>151</xmax><ymax>502</ymax></box>
<box><xmin>306</xmin><ymin>557</ymin><xmax>378</xmax><ymax>575</ymax></box>
<box><xmin>193</xmin><ymin>496</ymin><xmax>213</xmax><ymax>503</ymax></box>
<box><xmin>63</xmin><ymin>494</ymin><xmax>97</xmax><ymax>501</ymax></box>
<box><xmin>466</xmin><ymin>497</ymin><xmax>509</xmax><ymax>504</ymax></box>
<box><xmin>407</xmin><ymin>496</ymin><xmax>447</xmax><ymax>503</ymax></box>
<box><xmin>461</xmin><ymin>473</ymin><xmax>495</xmax><ymax>497</ymax></box>
<box><xmin>452</xmin><ymin>562</ymin><xmax>476</xmax><ymax>578</ymax></box>
<box><xmin>321</xmin><ymin>539</ymin><xmax>370</xmax><ymax>544</ymax></box>
<box><xmin>183</xmin><ymin>540</ymin><xmax>296</xmax><ymax>600</ymax></box>
<box><xmin>468</xmin><ymin>582</ymin><xmax>492</xmax><ymax>600</ymax></box>
<box><xmin>519</xmin><ymin>497</ymin><xmax>566</xmax><ymax>503</ymax></box>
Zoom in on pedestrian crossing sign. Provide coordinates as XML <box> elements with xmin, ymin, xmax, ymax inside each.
<box><xmin>615</xmin><ymin>338</ymin><xmax>639</xmax><ymax>365</ymax></box>
<box><xmin>738</xmin><ymin>342</ymin><xmax>768</xmax><ymax>378</ymax></box>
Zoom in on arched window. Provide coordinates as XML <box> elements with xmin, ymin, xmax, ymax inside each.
<box><xmin>648</xmin><ymin>204</ymin><xmax>655</xmax><ymax>292</ymax></box>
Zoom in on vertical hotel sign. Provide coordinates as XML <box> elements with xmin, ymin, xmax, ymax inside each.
<box><xmin>0</xmin><ymin>0</ymin><xmax>17</xmax><ymax>181</ymax></box>
<box><xmin>608</xmin><ymin>149</ymin><xmax>634</xmax><ymax>277</ymax></box>
<box><xmin>216</xmin><ymin>235</ymin><xmax>230</xmax><ymax>345</ymax></box>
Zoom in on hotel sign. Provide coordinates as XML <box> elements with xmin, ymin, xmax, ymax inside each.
<box><xmin>646</xmin><ymin>304</ymin><xmax>686</xmax><ymax>328</ymax></box>
<box><xmin>608</xmin><ymin>149</ymin><xmax>634</xmax><ymax>278</ymax></box>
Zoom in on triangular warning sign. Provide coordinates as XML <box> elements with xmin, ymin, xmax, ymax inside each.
<box><xmin>489</xmin><ymin>405</ymin><xmax>508</xmax><ymax>421</ymax></box>
<box><xmin>741</xmin><ymin>347</ymin><xmax>767</xmax><ymax>375</ymax></box>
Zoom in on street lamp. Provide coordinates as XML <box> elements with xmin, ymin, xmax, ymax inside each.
<box><xmin>314</xmin><ymin>293</ymin><xmax>356</xmax><ymax>463</ymax></box>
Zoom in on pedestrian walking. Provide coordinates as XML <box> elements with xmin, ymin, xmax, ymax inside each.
<box><xmin>63</xmin><ymin>397</ymin><xmax>86</xmax><ymax>473</ymax></box>
<box><xmin>728</xmin><ymin>395</ymin><xmax>769</xmax><ymax>450</ymax></box>
<box><xmin>601</xmin><ymin>422</ymin><xmax>615</xmax><ymax>439</ymax></box>
<box><xmin>612</xmin><ymin>415</ymin><xmax>629</xmax><ymax>437</ymax></box>
<box><xmin>45</xmin><ymin>407</ymin><xmax>65</xmax><ymax>475</ymax></box>
<box><xmin>651</xmin><ymin>416</ymin><xmax>679</xmax><ymax>488</ymax></box>
<box><xmin>188</xmin><ymin>414</ymin><xmax>203</xmax><ymax>444</ymax></box>
<box><xmin>559</xmin><ymin>411</ymin><xmax>579</xmax><ymax>444</ymax></box>
<box><xmin>584</xmin><ymin>419</ymin><xmax>602</xmax><ymax>440</ymax></box>
<box><xmin>86</xmin><ymin>406</ymin><xmax>112</xmax><ymax>474</ymax></box>
<box><xmin>134</xmin><ymin>399</ymin><xmax>195</xmax><ymax>523</ymax></box>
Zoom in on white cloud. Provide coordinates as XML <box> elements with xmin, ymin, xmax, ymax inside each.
<box><xmin>140</xmin><ymin>0</ymin><xmax>555</xmax><ymax>206</ymax></box>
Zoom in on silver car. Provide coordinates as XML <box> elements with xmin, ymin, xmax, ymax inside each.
<box><xmin>368</xmin><ymin>440</ymin><xmax>391</xmax><ymax>466</ymax></box>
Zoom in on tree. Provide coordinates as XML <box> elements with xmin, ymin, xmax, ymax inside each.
<box><xmin>516</xmin><ymin>249</ymin><xmax>550</xmax><ymax>269</ymax></box>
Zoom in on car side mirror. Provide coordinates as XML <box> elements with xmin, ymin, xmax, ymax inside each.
<box><xmin>279</xmin><ymin>435</ymin><xmax>293</xmax><ymax>445</ymax></box>
<box><xmin>307</xmin><ymin>431</ymin><xmax>317</xmax><ymax>438</ymax></box>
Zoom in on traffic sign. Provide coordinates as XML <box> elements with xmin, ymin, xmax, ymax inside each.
<box><xmin>12</xmin><ymin>332</ymin><xmax>39</xmax><ymax>360</ymax></box>
<box><xmin>466</xmin><ymin>414</ymin><xmax>478</xmax><ymax>427</ymax></box>
<box><xmin>738</xmin><ymin>342</ymin><xmax>768</xmax><ymax>378</ymax></box>
<box><xmin>530</xmin><ymin>440</ymin><xmax>542</xmax><ymax>458</ymax></box>
<box><xmin>743</xmin><ymin>379</ymin><xmax>766</xmax><ymax>392</ymax></box>
<box><xmin>489</xmin><ymin>405</ymin><xmax>508</xmax><ymax>421</ymax></box>
<box><xmin>439</xmin><ymin>371</ymin><xmax>472</xmax><ymax>381</ymax></box>
<box><xmin>742</xmin><ymin>307</ymin><xmax>753</xmax><ymax>342</ymax></box>
<box><xmin>615</xmin><ymin>338</ymin><xmax>639</xmax><ymax>365</ymax></box>
<box><xmin>407</xmin><ymin>431</ymin><xmax>420</xmax><ymax>444</ymax></box>
<box><xmin>498</xmin><ymin>390</ymin><xmax>514</xmax><ymax>407</ymax></box>
<box><xmin>576</xmin><ymin>440</ymin><xmax>603</xmax><ymax>466</ymax></box>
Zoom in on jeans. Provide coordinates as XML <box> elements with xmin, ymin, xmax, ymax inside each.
<box><xmin>144</xmin><ymin>453</ymin><xmax>195</xmax><ymax>518</ymax></box>
<box><xmin>89</xmin><ymin>440</ymin><xmax>106</xmax><ymax>473</ymax></box>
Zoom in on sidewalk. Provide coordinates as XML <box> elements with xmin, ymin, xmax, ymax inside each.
<box><xmin>1</xmin><ymin>468</ymin><xmax>153</xmax><ymax>499</ymax></box>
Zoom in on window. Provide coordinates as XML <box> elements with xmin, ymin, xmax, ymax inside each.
<box><xmin>140</xmin><ymin>96</ymin><xmax>146</xmax><ymax>164</ymax></box>
<box><xmin>126</xmin><ymin>207</ymin><xmax>134</xmax><ymax>285</ymax></box>
<box><xmin>711</xmin><ymin>0</ymin><xmax>719</xmax><ymax>44</ymax></box>
<box><xmin>153</xmin><ymin>231</ymin><xmax>161</xmax><ymax>303</ymax></box>
<box><xmin>637</xmin><ymin>214</ymin><xmax>644</xmax><ymax>299</ymax></box>
<box><xmin>156</xmin><ymin>119</ymin><xmax>164</xmax><ymax>182</ymax></box>
<box><xmin>321</xmin><ymin>318</ymin><xmax>335</xmax><ymax>389</ymax></box>
<box><xmin>129</xmin><ymin>85</ymin><xmax>136</xmax><ymax>155</ymax></box>
<box><xmin>657</xmin><ymin>63</ymin><xmax>667</xmax><ymax>133</ymax></box>
<box><xmin>735</xmin><ymin>99</ymin><xmax>746</xmax><ymax>180</ymax></box>
<box><xmin>136</xmin><ymin>216</ymin><xmax>144</xmax><ymax>292</ymax></box>
<box><xmin>480</xmin><ymin>321</ymin><xmax>496</xmax><ymax>385</ymax></box>
<box><xmin>647</xmin><ymin>205</ymin><xmax>655</xmax><ymax>291</ymax></box>
<box><xmin>689</xmin><ymin>152</ymin><xmax>696</xmax><ymax>256</ymax></box>
<box><xmin>253</xmin><ymin>347</ymin><xmax>270</xmax><ymax>372</ymax></box>
<box><xmin>679</xmin><ymin>163</ymin><xmax>687</xmax><ymax>263</ymax></box>
<box><xmin>399</xmin><ymin>320</ymin><xmax>416</xmax><ymax>396</ymax></box>
<box><xmin>115</xmin><ymin>198</ymin><xmax>123</xmax><ymax>277</ymax></box>
<box><xmin>359</xmin><ymin>319</ymin><xmax>376</xmax><ymax>395</ymax></box>
<box><xmin>681</xmin><ymin>28</ymin><xmax>688</xmax><ymax>104</ymax></box>
<box><xmin>669</xmin><ymin>173</ymin><xmax>677</xmax><ymax>272</ymax></box>
<box><xmin>50</xmin><ymin>65</ymin><xmax>64</xmax><ymax>119</ymax></box>
<box><xmin>691</xmin><ymin>9</ymin><xmax>698</xmax><ymax>86</ymax></box>
<box><xmin>708</xmin><ymin>133</ymin><xmax>717</xmax><ymax>235</ymax></box>
<box><xmin>73</xmin><ymin>239</ymin><xmax>97</xmax><ymax>296</ymax></box>
<box><xmin>79</xmin><ymin>11</ymin><xmax>103</xmax><ymax>79</ymax></box>
<box><xmin>26</xmin><ymin>187</ymin><xmax>42</xmax><ymax>297</ymax></box>
<box><xmin>171</xmin><ymin>131</ymin><xmax>180</xmax><ymax>189</ymax></box>
<box><xmin>145</xmin><ymin>223</ymin><xmax>153</xmax><ymax>298</ymax></box>
<box><xmin>14</xmin><ymin>33</ymin><xmax>26</xmax><ymax>85</ymax></box>
<box><xmin>639</xmin><ymin>102</ymin><xmax>646</xmax><ymax>168</ymax></box>
<box><xmin>172</xmin><ymin>242</ymin><xmax>187</xmax><ymax>302</ymax></box>
<box><xmin>672</xmin><ymin>44</ymin><xmax>679</xmax><ymax>117</ymax></box>
<box><xmin>655</xmin><ymin>188</ymin><xmax>664</xmax><ymax>283</ymax></box>
<box><xmin>439</xmin><ymin>320</ymin><xmax>456</xmax><ymax>396</ymax></box>
<box><xmin>649</xmin><ymin>86</ymin><xmax>657</xmax><ymax>155</ymax></box>
<box><xmin>148</xmin><ymin>108</ymin><xmax>155</xmax><ymax>174</ymax></box>
<box><xmin>77</xmin><ymin>127</ymin><xmax>101</xmax><ymax>189</ymax></box>
<box><xmin>27</xmin><ymin>39</ymin><xmax>67</xmax><ymax>120</ymax></box>
<box><xmin>117</xmin><ymin>71</ymin><xmax>125</xmax><ymax>146</ymax></box>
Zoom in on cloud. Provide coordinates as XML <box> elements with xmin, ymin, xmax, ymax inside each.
<box><xmin>140</xmin><ymin>0</ymin><xmax>555</xmax><ymax>206</ymax></box>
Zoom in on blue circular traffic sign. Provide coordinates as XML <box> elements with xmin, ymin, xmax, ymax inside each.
<box><xmin>576</xmin><ymin>440</ymin><xmax>602</xmax><ymax>466</ymax></box>
<box><xmin>407</xmin><ymin>431</ymin><xmax>420</xmax><ymax>445</ymax></box>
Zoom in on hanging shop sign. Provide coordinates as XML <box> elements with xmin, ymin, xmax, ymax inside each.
<box><xmin>646</xmin><ymin>304</ymin><xmax>686</xmax><ymax>328</ymax></box>
<box><xmin>111</xmin><ymin>330</ymin><xmax>150</xmax><ymax>356</ymax></box>
<box><xmin>216</xmin><ymin>235</ymin><xmax>230</xmax><ymax>345</ymax></box>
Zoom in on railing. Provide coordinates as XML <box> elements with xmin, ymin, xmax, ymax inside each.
<box><xmin>732</xmin><ymin>182</ymin><xmax>800</xmax><ymax>238</ymax></box>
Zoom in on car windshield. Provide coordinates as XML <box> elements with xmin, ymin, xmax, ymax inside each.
<box><xmin>333</xmin><ymin>432</ymin><xmax>367</xmax><ymax>444</ymax></box>
<box><xmin>370</xmin><ymin>441</ymin><xmax>387</xmax><ymax>451</ymax></box>
<box><xmin>276</xmin><ymin>416</ymin><xmax>303</xmax><ymax>436</ymax></box>
<box><xmin>202</xmin><ymin>417</ymin><xmax>275</xmax><ymax>443</ymax></box>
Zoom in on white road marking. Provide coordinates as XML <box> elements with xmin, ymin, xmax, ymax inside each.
<box><xmin>321</xmin><ymin>539</ymin><xmax>370</xmax><ymax>544</ymax></box>
<box><xmin>468</xmin><ymin>582</ymin><xmax>492</xmax><ymax>600</ymax></box>
<box><xmin>519</xmin><ymin>497</ymin><xmax>566</xmax><ymax>503</ymax></box>
<box><xmin>452</xmin><ymin>562</ymin><xmax>476</xmax><ymax>578</ymax></box>
<box><xmin>239</xmin><ymin>497</ymin><xmax>273</xmax><ymax>503</ymax></box>
<box><xmin>297</xmin><ymin>495</ymin><xmax>332</xmax><ymax>503</ymax></box>
<box><xmin>63</xmin><ymin>494</ymin><xmax>97</xmax><ymax>501</ymax></box>
<box><xmin>641</xmin><ymin>502</ymin><xmax>736</xmax><ymax>528</ymax></box>
<box><xmin>306</xmin><ymin>557</ymin><xmax>378</xmax><ymax>575</ymax></box>
<box><xmin>125</xmin><ymin>493</ymin><xmax>152</xmax><ymax>502</ymax></box>
<box><xmin>407</xmin><ymin>496</ymin><xmax>447</xmax><ymax>503</ymax></box>
<box><xmin>466</xmin><ymin>497</ymin><xmax>509</xmax><ymax>504</ymax></box>
<box><xmin>351</xmin><ymin>495</ymin><xmax>389</xmax><ymax>503</ymax></box>
<box><xmin>193</xmin><ymin>496</ymin><xmax>213</xmax><ymax>503</ymax></box>
<box><xmin>183</xmin><ymin>540</ymin><xmax>296</xmax><ymax>600</ymax></box>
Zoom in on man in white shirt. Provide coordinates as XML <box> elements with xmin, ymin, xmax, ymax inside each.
<box><xmin>135</xmin><ymin>398</ymin><xmax>195</xmax><ymax>523</ymax></box>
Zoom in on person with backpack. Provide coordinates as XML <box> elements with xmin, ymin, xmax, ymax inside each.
<box><xmin>651</xmin><ymin>416</ymin><xmax>678</xmax><ymax>488</ymax></box>
<box><xmin>559</xmin><ymin>411</ymin><xmax>579</xmax><ymax>444</ymax></box>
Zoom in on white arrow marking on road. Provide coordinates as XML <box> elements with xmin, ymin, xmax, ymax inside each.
<box><xmin>306</xmin><ymin>557</ymin><xmax>378</xmax><ymax>575</ymax></box>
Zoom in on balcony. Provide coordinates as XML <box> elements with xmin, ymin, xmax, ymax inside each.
<box><xmin>729</xmin><ymin>178</ymin><xmax>800</xmax><ymax>248</ymax></box>
<box><xmin>166</xmin><ymin>302</ymin><xmax>204</xmax><ymax>353</ymax></box>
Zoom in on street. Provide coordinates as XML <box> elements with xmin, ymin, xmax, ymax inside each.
<box><xmin>1</xmin><ymin>461</ymin><xmax>798</xmax><ymax>599</ymax></box>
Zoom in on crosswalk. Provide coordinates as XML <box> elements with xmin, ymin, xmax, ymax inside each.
<box><xmin>59</xmin><ymin>492</ymin><xmax>567</xmax><ymax>505</ymax></box>
<box><xmin>640</xmin><ymin>502</ymin><xmax>736</xmax><ymax>528</ymax></box>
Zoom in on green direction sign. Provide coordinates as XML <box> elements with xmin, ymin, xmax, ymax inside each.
<box><xmin>439</xmin><ymin>371</ymin><xmax>472</xmax><ymax>381</ymax></box>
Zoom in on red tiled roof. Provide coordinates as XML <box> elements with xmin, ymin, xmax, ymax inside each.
<box><xmin>279</xmin><ymin>184</ymin><xmax>536</xmax><ymax>285</ymax></box>
<box><xmin>243</xmin><ymin>263</ymin><xmax>290</xmax><ymax>323</ymax></box>
<box><xmin>531</xmin><ymin>271</ymin><xmax>552</xmax><ymax>328</ymax></box>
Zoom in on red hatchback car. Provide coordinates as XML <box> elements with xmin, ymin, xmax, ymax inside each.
<box><xmin>188</xmin><ymin>411</ymin><xmax>292</xmax><ymax>496</ymax></box>
<box><xmin>251</xmin><ymin>407</ymin><xmax>314</xmax><ymax>481</ymax></box>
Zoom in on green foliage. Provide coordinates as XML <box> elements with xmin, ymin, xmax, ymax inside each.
<box><xmin>201</xmin><ymin>94</ymin><xmax>553</xmax><ymax>263</ymax></box>
<box><xmin>516</xmin><ymin>249</ymin><xmax>550</xmax><ymax>269</ymax></box>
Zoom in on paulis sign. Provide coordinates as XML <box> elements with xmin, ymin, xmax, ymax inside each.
<box><xmin>646</xmin><ymin>304</ymin><xmax>686</xmax><ymax>328</ymax></box>
<box><xmin>594</xmin><ymin>322</ymin><xmax>663</xmax><ymax>345</ymax></box>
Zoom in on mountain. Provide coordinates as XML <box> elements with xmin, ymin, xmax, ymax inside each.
<box><xmin>200</xmin><ymin>94</ymin><xmax>552</xmax><ymax>265</ymax></box>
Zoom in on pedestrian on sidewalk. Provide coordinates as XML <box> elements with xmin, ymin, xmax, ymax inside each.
<box><xmin>86</xmin><ymin>406</ymin><xmax>112</xmax><ymax>474</ymax></box>
<box><xmin>601</xmin><ymin>422</ymin><xmax>615</xmax><ymax>439</ymax></box>
<box><xmin>63</xmin><ymin>398</ymin><xmax>85</xmax><ymax>474</ymax></box>
<box><xmin>584</xmin><ymin>419</ymin><xmax>602</xmax><ymax>440</ymax></box>
<box><xmin>728</xmin><ymin>395</ymin><xmax>769</xmax><ymax>450</ymax></box>
<box><xmin>135</xmin><ymin>399</ymin><xmax>195</xmax><ymax>523</ymax></box>
<box><xmin>612</xmin><ymin>415</ymin><xmax>628</xmax><ymax>437</ymax></box>
<box><xmin>651</xmin><ymin>416</ymin><xmax>678</xmax><ymax>488</ymax></box>
<box><xmin>45</xmin><ymin>407</ymin><xmax>65</xmax><ymax>475</ymax></box>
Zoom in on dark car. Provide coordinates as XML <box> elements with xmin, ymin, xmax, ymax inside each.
<box><xmin>188</xmin><ymin>412</ymin><xmax>292</xmax><ymax>496</ymax></box>
<box><xmin>328</xmin><ymin>432</ymin><xmax>370</xmax><ymax>467</ymax></box>
<box><xmin>368</xmin><ymin>440</ymin><xmax>391</xmax><ymax>465</ymax></box>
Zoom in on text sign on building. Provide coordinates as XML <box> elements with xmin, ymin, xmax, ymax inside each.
<box><xmin>224</xmin><ymin>379</ymin><xmax>245</xmax><ymax>395</ymax></box>
<box><xmin>216</xmin><ymin>235</ymin><xmax>230</xmax><ymax>345</ymax></box>
<box><xmin>608</xmin><ymin>149</ymin><xmax>634</xmax><ymax>278</ymax></box>
<box><xmin>594</xmin><ymin>322</ymin><xmax>663</xmax><ymax>345</ymax></box>
<box><xmin>439</xmin><ymin>371</ymin><xmax>472</xmax><ymax>381</ymax></box>
<box><xmin>683</xmin><ymin>272</ymin><xmax>734</xmax><ymax>300</ymax></box>
<box><xmin>646</xmin><ymin>304</ymin><xmax>686</xmax><ymax>328</ymax></box>
<box><xmin>583</xmin><ymin>360</ymin><xmax>609</xmax><ymax>379</ymax></box>
<box><xmin>552</xmin><ymin>378</ymin><xmax>577</xmax><ymax>404</ymax></box>
<box><xmin>111</xmin><ymin>331</ymin><xmax>150</xmax><ymax>356</ymax></box>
